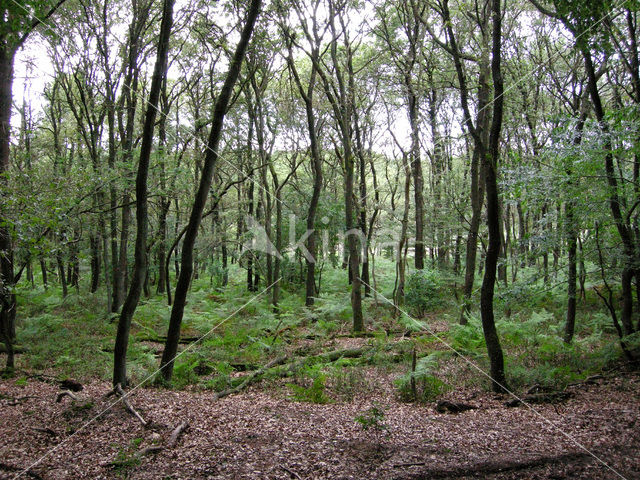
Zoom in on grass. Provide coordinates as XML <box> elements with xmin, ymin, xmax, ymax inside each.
<box><xmin>7</xmin><ymin>257</ymin><xmax>630</xmax><ymax>400</ymax></box>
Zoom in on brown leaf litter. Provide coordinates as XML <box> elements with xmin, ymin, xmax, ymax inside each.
<box><xmin>1</xmin><ymin>370</ymin><xmax>639</xmax><ymax>479</ymax></box>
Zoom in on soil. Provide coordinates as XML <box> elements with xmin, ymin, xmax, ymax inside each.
<box><xmin>1</xmin><ymin>369</ymin><xmax>639</xmax><ymax>480</ymax></box>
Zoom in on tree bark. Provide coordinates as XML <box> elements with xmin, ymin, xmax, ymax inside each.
<box><xmin>479</xmin><ymin>0</ymin><xmax>507</xmax><ymax>393</ymax></box>
<box><xmin>113</xmin><ymin>0</ymin><xmax>175</xmax><ymax>387</ymax></box>
<box><xmin>160</xmin><ymin>0</ymin><xmax>262</xmax><ymax>382</ymax></box>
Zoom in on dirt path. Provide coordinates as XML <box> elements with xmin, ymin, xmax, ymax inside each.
<box><xmin>1</xmin><ymin>371</ymin><xmax>639</xmax><ymax>479</ymax></box>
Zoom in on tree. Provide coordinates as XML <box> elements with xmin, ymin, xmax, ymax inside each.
<box><xmin>479</xmin><ymin>0</ymin><xmax>507</xmax><ymax>392</ymax></box>
<box><xmin>159</xmin><ymin>0</ymin><xmax>262</xmax><ymax>382</ymax></box>
<box><xmin>113</xmin><ymin>0</ymin><xmax>176</xmax><ymax>388</ymax></box>
<box><xmin>1</xmin><ymin>0</ymin><xmax>67</xmax><ymax>370</ymax></box>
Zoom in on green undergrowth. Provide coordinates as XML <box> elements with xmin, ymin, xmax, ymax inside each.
<box><xmin>9</xmin><ymin>259</ymin><xmax>630</xmax><ymax>401</ymax></box>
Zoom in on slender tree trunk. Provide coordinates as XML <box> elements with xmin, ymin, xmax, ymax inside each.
<box><xmin>479</xmin><ymin>0</ymin><xmax>507</xmax><ymax>393</ymax></box>
<box><xmin>160</xmin><ymin>0</ymin><xmax>261</xmax><ymax>382</ymax></box>
<box><xmin>564</xmin><ymin>110</ymin><xmax>586</xmax><ymax>343</ymax></box>
<box><xmin>408</xmin><ymin>80</ymin><xmax>425</xmax><ymax>270</ymax></box>
<box><xmin>40</xmin><ymin>256</ymin><xmax>48</xmax><ymax>289</ymax></box>
<box><xmin>113</xmin><ymin>0</ymin><xmax>175</xmax><ymax>387</ymax></box>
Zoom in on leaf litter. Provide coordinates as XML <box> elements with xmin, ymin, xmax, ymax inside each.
<box><xmin>0</xmin><ymin>368</ymin><xmax>639</xmax><ymax>479</ymax></box>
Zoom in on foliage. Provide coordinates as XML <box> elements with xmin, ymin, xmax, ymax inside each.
<box><xmin>287</xmin><ymin>365</ymin><xmax>330</xmax><ymax>404</ymax></box>
<box><xmin>405</xmin><ymin>269</ymin><xmax>443</xmax><ymax>317</ymax></box>
<box><xmin>355</xmin><ymin>403</ymin><xmax>388</xmax><ymax>432</ymax></box>
<box><xmin>395</xmin><ymin>352</ymin><xmax>451</xmax><ymax>402</ymax></box>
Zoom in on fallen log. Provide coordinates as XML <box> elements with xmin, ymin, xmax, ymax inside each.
<box><xmin>505</xmin><ymin>391</ymin><xmax>573</xmax><ymax>408</ymax></box>
<box><xmin>273</xmin><ymin>346</ymin><xmax>373</xmax><ymax>376</ymax></box>
<box><xmin>216</xmin><ymin>355</ymin><xmax>288</xmax><ymax>399</ymax></box>
<box><xmin>435</xmin><ymin>400</ymin><xmax>477</xmax><ymax>414</ymax></box>
<box><xmin>56</xmin><ymin>390</ymin><xmax>78</xmax><ymax>403</ymax></box>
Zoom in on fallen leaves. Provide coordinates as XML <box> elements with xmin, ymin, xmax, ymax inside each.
<box><xmin>0</xmin><ymin>370</ymin><xmax>638</xmax><ymax>479</ymax></box>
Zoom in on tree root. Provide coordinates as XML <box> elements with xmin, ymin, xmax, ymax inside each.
<box><xmin>103</xmin><ymin>421</ymin><xmax>189</xmax><ymax>469</ymax></box>
<box><xmin>114</xmin><ymin>383</ymin><xmax>148</xmax><ymax>427</ymax></box>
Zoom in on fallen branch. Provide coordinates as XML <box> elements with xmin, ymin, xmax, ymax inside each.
<box><xmin>399</xmin><ymin>451</ymin><xmax>592</xmax><ymax>478</ymax></box>
<box><xmin>216</xmin><ymin>355</ymin><xmax>288</xmax><ymax>399</ymax></box>
<box><xmin>2</xmin><ymin>394</ymin><xmax>39</xmax><ymax>406</ymax></box>
<box><xmin>32</xmin><ymin>427</ymin><xmax>58</xmax><ymax>437</ymax></box>
<box><xmin>56</xmin><ymin>390</ymin><xmax>78</xmax><ymax>403</ymax></box>
<box><xmin>115</xmin><ymin>383</ymin><xmax>148</xmax><ymax>427</ymax></box>
<box><xmin>0</xmin><ymin>462</ymin><xmax>44</xmax><ymax>479</ymax></box>
<box><xmin>435</xmin><ymin>400</ymin><xmax>477</xmax><ymax>414</ymax></box>
<box><xmin>392</xmin><ymin>462</ymin><xmax>427</xmax><ymax>468</ymax></box>
<box><xmin>138</xmin><ymin>446</ymin><xmax>164</xmax><ymax>456</ymax></box>
<box><xmin>167</xmin><ymin>421</ymin><xmax>189</xmax><ymax>448</ymax></box>
<box><xmin>280</xmin><ymin>465</ymin><xmax>302</xmax><ymax>479</ymax></box>
<box><xmin>103</xmin><ymin>421</ymin><xmax>189</xmax><ymax>468</ymax></box>
<box><xmin>505</xmin><ymin>391</ymin><xmax>572</xmax><ymax>408</ymax></box>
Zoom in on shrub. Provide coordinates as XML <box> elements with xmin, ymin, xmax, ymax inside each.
<box><xmin>405</xmin><ymin>269</ymin><xmax>443</xmax><ymax>317</ymax></box>
<box><xmin>395</xmin><ymin>352</ymin><xmax>450</xmax><ymax>402</ymax></box>
<box><xmin>287</xmin><ymin>365</ymin><xmax>330</xmax><ymax>404</ymax></box>
<box><xmin>355</xmin><ymin>403</ymin><xmax>388</xmax><ymax>432</ymax></box>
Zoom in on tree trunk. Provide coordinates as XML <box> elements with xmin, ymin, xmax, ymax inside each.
<box><xmin>160</xmin><ymin>0</ymin><xmax>261</xmax><ymax>382</ymax></box>
<box><xmin>113</xmin><ymin>0</ymin><xmax>175</xmax><ymax>387</ymax></box>
<box><xmin>564</xmin><ymin>111</ymin><xmax>586</xmax><ymax>344</ymax></box>
<box><xmin>479</xmin><ymin>0</ymin><xmax>507</xmax><ymax>393</ymax></box>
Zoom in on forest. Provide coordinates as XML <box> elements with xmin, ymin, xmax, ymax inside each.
<box><xmin>1</xmin><ymin>0</ymin><xmax>639</xmax><ymax>478</ymax></box>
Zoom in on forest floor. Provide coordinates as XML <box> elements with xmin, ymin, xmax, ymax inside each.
<box><xmin>1</xmin><ymin>363</ymin><xmax>639</xmax><ymax>480</ymax></box>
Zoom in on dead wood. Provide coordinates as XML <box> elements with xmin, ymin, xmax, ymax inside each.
<box><xmin>2</xmin><ymin>394</ymin><xmax>39</xmax><ymax>406</ymax></box>
<box><xmin>138</xmin><ymin>446</ymin><xmax>164</xmax><ymax>456</ymax></box>
<box><xmin>31</xmin><ymin>427</ymin><xmax>58</xmax><ymax>437</ymax></box>
<box><xmin>55</xmin><ymin>390</ymin><xmax>78</xmax><ymax>403</ymax></box>
<box><xmin>216</xmin><ymin>355</ymin><xmax>289</xmax><ymax>399</ymax></box>
<box><xmin>260</xmin><ymin>347</ymin><xmax>374</xmax><ymax>381</ymax></box>
<box><xmin>435</xmin><ymin>400</ymin><xmax>477</xmax><ymax>414</ymax></box>
<box><xmin>114</xmin><ymin>383</ymin><xmax>148</xmax><ymax>427</ymax></box>
<box><xmin>280</xmin><ymin>465</ymin><xmax>302</xmax><ymax>479</ymax></box>
<box><xmin>59</xmin><ymin>379</ymin><xmax>83</xmax><ymax>392</ymax></box>
<box><xmin>392</xmin><ymin>462</ymin><xmax>427</xmax><ymax>468</ymax></box>
<box><xmin>0</xmin><ymin>462</ymin><xmax>44</xmax><ymax>479</ymax></box>
<box><xmin>399</xmin><ymin>451</ymin><xmax>592</xmax><ymax>478</ymax></box>
<box><xmin>505</xmin><ymin>391</ymin><xmax>573</xmax><ymax>407</ymax></box>
<box><xmin>103</xmin><ymin>422</ymin><xmax>189</xmax><ymax>468</ymax></box>
<box><xmin>167</xmin><ymin>422</ymin><xmax>189</xmax><ymax>448</ymax></box>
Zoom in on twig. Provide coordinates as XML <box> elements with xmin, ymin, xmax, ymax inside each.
<box><xmin>393</xmin><ymin>462</ymin><xmax>427</xmax><ymax>468</ymax></box>
<box><xmin>31</xmin><ymin>427</ymin><xmax>58</xmax><ymax>437</ymax></box>
<box><xmin>280</xmin><ymin>465</ymin><xmax>302</xmax><ymax>479</ymax></box>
